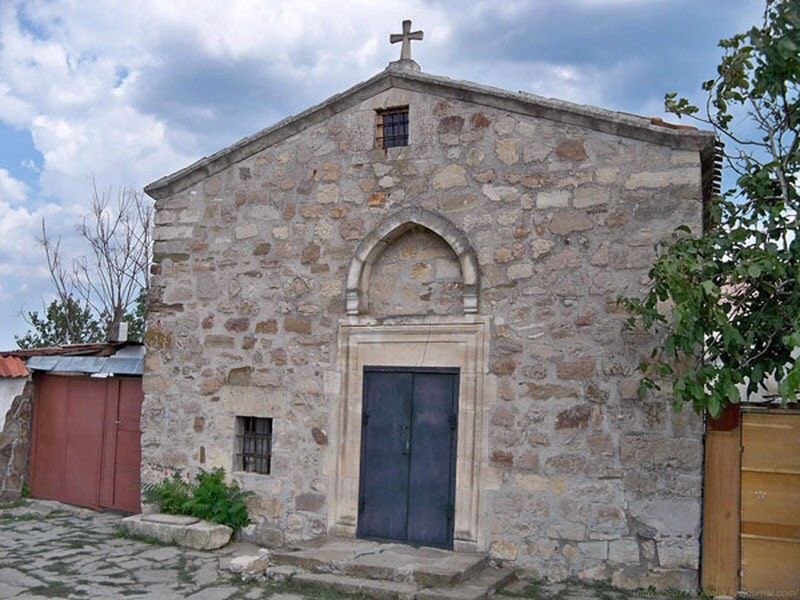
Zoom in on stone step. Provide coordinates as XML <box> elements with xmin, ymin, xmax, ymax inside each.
<box><xmin>416</xmin><ymin>567</ymin><xmax>517</xmax><ymax>600</ymax></box>
<box><xmin>337</xmin><ymin>549</ymin><xmax>488</xmax><ymax>587</ymax></box>
<box><xmin>289</xmin><ymin>566</ymin><xmax>516</xmax><ymax>600</ymax></box>
<box><xmin>413</xmin><ymin>553</ymin><xmax>489</xmax><ymax>586</ymax></box>
<box><xmin>293</xmin><ymin>572</ymin><xmax>417</xmax><ymax>600</ymax></box>
<box><xmin>271</xmin><ymin>538</ymin><xmax>487</xmax><ymax>586</ymax></box>
<box><xmin>270</xmin><ymin>548</ymin><xmax>330</xmax><ymax>572</ymax></box>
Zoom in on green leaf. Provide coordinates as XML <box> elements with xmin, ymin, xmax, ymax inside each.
<box><xmin>701</xmin><ymin>280</ymin><xmax>718</xmax><ymax>296</ymax></box>
<box><xmin>143</xmin><ymin>468</ymin><xmax>252</xmax><ymax>531</ymax></box>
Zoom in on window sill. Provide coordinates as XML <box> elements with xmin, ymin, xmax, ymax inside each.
<box><xmin>382</xmin><ymin>145</ymin><xmax>411</xmax><ymax>159</ymax></box>
<box><xmin>231</xmin><ymin>470</ymin><xmax>271</xmax><ymax>478</ymax></box>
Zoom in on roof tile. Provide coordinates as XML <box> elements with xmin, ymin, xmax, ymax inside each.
<box><xmin>0</xmin><ymin>356</ymin><xmax>29</xmax><ymax>378</ymax></box>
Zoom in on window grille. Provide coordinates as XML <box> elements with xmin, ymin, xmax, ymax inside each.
<box><xmin>377</xmin><ymin>108</ymin><xmax>409</xmax><ymax>149</ymax></box>
<box><xmin>235</xmin><ymin>416</ymin><xmax>272</xmax><ymax>474</ymax></box>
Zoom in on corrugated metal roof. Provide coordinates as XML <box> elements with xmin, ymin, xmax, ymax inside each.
<box><xmin>26</xmin><ymin>344</ymin><xmax>143</xmax><ymax>376</ymax></box>
<box><xmin>0</xmin><ymin>356</ymin><xmax>29</xmax><ymax>378</ymax></box>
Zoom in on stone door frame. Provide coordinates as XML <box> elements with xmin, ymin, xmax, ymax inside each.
<box><xmin>327</xmin><ymin>316</ymin><xmax>490</xmax><ymax>552</ymax></box>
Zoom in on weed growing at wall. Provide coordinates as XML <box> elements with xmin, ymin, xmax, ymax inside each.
<box><xmin>143</xmin><ymin>468</ymin><xmax>252</xmax><ymax>531</ymax></box>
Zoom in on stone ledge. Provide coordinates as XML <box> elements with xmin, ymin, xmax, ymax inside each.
<box><xmin>120</xmin><ymin>513</ymin><xmax>232</xmax><ymax>550</ymax></box>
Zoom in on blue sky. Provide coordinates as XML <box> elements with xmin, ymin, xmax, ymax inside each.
<box><xmin>0</xmin><ymin>0</ymin><xmax>763</xmax><ymax>349</ymax></box>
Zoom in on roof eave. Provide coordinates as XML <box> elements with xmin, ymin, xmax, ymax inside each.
<box><xmin>144</xmin><ymin>70</ymin><xmax>395</xmax><ymax>201</ymax></box>
<box><xmin>391</xmin><ymin>70</ymin><xmax>715</xmax><ymax>151</ymax></box>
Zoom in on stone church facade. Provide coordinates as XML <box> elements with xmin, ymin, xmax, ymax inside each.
<box><xmin>143</xmin><ymin>53</ymin><xmax>716</xmax><ymax>589</ymax></box>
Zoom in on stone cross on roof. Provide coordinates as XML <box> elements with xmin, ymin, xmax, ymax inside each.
<box><xmin>390</xmin><ymin>19</ymin><xmax>423</xmax><ymax>61</ymax></box>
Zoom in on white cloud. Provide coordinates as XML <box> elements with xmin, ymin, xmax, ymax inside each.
<box><xmin>0</xmin><ymin>1</ymin><xmax>460</xmax><ymax>205</ymax></box>
<box><xmin>0</xmin><ymin>5</ymin><xmax>195</xmax><ymax>203</ymax></box>
<box><xmin>0</xmin><ymin>198</ymin><xmax>60</xmax><ymax>296</ymax></box>
<box><xmin>0</xmin><ymin>168</ymin><xmax>29</xmax><ymax>203</ymax></box>
<box><xmin>21</xmin><ymin>159</ymin><xmax>40</xmax><ymax>172</ymax></box>
<box><xmin>454</xmin><ymin>58</ymin><xmax>642</xmax><ymax>110</ymax></box>
<box><xmin>0</xmin><ymin>194</ymin><xmax>86</xmax><ymax>344</ymax></box>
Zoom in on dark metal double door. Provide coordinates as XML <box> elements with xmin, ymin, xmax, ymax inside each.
<box><xmin>358</xmin><ymin>367</ymin><xmax>459</xmax><ymax>549</ymax></box>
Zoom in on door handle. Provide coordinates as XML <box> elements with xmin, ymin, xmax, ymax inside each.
<box><xmin>402</xmin><ymin>425</ymin><xmax>410</xmax><ymax>456</ymax></box>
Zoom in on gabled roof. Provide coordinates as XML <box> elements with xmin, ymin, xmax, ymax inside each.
<box><xmin>144</xmin><ymin>62</ymin><xmax>716</xmax><ymax>201</ymax></box>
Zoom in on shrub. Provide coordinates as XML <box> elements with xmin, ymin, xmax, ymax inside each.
<box><xmin>142</xmin><ymin>468</ymin><xmax>252</xmax><ymax>531</ymax></box>
<box><xmin>142</xmin><ymin>472</ymin><xmax>191</xmax><ymax>514</ymax></box>
<box><xmin>183</xmin><ymin>469</ymin><xmax>252</xmax><ymax>531</ymax></box>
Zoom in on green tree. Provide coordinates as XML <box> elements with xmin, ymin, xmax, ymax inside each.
<box><xmin>16</xmin><ymin>296</ymin><xmax>104</xmax><ymax>349</ymax></box>
<box><xmin>621</xmin><ymin>0</ymin><xmax>799</xmax><ymax>417</ymax></box>
<box><xmin>122</xmin><ymin>289</ymin><xmax>148</xmax><ymax>344</ymax></box>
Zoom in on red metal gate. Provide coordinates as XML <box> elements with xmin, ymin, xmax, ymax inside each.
<box><xmin>29</xmin><ymin>374</ymin><xmax>142</xmax><ymax>513</ymax></box>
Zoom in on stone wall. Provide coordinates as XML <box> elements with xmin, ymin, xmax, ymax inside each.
<box><xmin>0</xmin><ymin>379</ymin><xmax>33</xmax><ymax>501</ymax></box>
<box><xmin>144</xmin><ymin>84</ymin><xmax>705</xmax><ymax>589</ymax></box>
<box><xmin>369</xmin><ymin>226</ymin><xmax>462</xmax><ymax>316</ymax></box>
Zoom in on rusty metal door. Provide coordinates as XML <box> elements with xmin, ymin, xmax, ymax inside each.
<box><xmin>30</xmin><ymin>374</ymin><xmax>142</xmax><ymax>513</ymax></box>
<box><xmin>28</xmin><ymin>375</ymin><xmax>68</xmax><ymax>501</ymax></box>
<box><xmin>110</xmin><ymin>378</ymin><xmax>142</xmax><ymax>513</ymax></box>
<box><xmin>740</xmin><ymin>411</ymin><xmax>800</xmax><ymax>599</ymax></box>
<box><xmin>61</xmin><ymin>378</ymin><xmax>106</xmax><ymax>508</ymax></box>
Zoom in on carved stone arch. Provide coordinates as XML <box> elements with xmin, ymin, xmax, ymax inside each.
<box><xmin>346</xmin><ymin>207</ymin><xmax>479</xmax><ymax>315</ymax></box>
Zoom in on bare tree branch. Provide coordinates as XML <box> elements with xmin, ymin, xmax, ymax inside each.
<box><xmin>40</xmin><ymin>181</ymin><xmax>153</xmax><ymax>341</ymax></box>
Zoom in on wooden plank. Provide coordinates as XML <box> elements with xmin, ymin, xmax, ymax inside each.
<box><xmin>742</xmin><ymin>523</ymin><xmax>800</xmax><ymax>540</ymax></box>
<box><xmin>742</xmin><ymin>412</ymin><xmax>800</xmax><ymax>472</ymax></box>
<box><xmin>741</xmin><ymin>537</ymin><xmax>800</xmax><ymax>599</ymax></box>
<box><xmin>743</xmin><ymin>467</ymin><xmax>800</xmax><ymax>475</ymax></box>
<box><xmin>701</xmin><ymin>428</ymin><xmax>740</xmax><ymax>595</ymax></box>
<box><xmin>61</xmin><ymin>377</ymin><xmax>106</xmax><ymax>510</ymax></box>
<box><xmin>741</xmin><ymin>471</ymin><xmax>800</xmax><ymax>530</ymax></box>
<box><xmin>740</xmin><ymin>412</ymin><xmax>800</xmax><ymax>600</ymax></box>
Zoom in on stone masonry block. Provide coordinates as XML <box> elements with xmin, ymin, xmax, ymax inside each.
<box><xmin>121</xmin><ymin>514</ymin><xmax>232</xmax><ymax>550</ymax></box>
<box><xmin>609</xmin><ymin>538</ymin><xmax>640</xmax><ymax>564</ymax></box>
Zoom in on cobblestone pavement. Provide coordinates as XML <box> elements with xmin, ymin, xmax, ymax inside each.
<box><xmin>0</xmin><ymin>501</ymin><xmax>301</xmax><ymax>599</ymax></box>
<box><xmin>0</xmin><ymin>500</ymin><xmax>696</xmax><ymax>599</ymax></box>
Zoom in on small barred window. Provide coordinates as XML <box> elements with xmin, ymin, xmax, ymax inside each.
<box><xmin>235</xmin><ymin>416</ymin><xmax>272</xmax><ymax>474</ymax></box>
<box><xmin>377</xmin><ymin>108</ymin><xmax>409</xmax><ymax>149</ymax></box>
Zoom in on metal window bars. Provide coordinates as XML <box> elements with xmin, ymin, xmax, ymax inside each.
<box><xmin>236</xmin><ymin>416</ymin><xmax>272</xmax><ymax>474</ymax></box>
<box><xmin>377</xmin><ymin>108</ymin><xmax>409</xmax><ymax>149</ymax></box>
